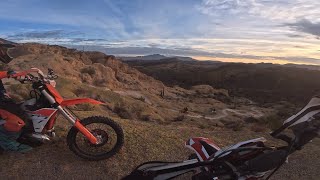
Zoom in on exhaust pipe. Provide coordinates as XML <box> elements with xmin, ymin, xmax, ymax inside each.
<box><xmin>28</xmin><ymin>133</ymin><xmax>51</xmax><ymax>143</ymax></box>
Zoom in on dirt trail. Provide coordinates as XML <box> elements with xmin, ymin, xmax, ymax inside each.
<box><xmin>168</xmin><ymin>107</ymin><xmax>264</xmax><ymax>120</ymax></box>
<box><xmin>114</xmin><ymin>90</ymin><xmax>153</xmax><ymax>104</ymax></box>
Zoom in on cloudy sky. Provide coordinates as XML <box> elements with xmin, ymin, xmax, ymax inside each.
<box><xmin>0</xmin><ymin>0</ymin><xmax>320</xmax><ymax>64</ymax></box>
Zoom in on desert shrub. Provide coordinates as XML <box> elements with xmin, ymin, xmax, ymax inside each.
<box><xmin>258</xmin><ymin>113</ymin><xmax>283</xmax><ymax>130</ymax></box>
<box><xmin>230</xmin><ymin>123</ymin><xmax>243</xmax><ymax>131</ymax></box>
<box><xmin>113</xmin><ymin>103</ymin><xmax>132</xmax><ymax>119</ymax></box>
<box><xmin>222</xmin><ymin>121</ymin><xmax>243</xmax><ymax>131</ymax></box>
<box><xmin>73</xmin><ymin>87</ymin><xmax>87</xmax><ymax>96</ymax></box>
<box><xmin>140</xmin><ymin>114</ymin><xmax>152</xmax><ymax>121</ymax></box>
<box><xmin>137</xmin><ymin>96</ymin><xmax>146</xmax><ymax>102</ymax></box>
<box><xmin>93</xmin><ymin>78</ymin><xmax>107</xmax><ymax>87</ymax></box>
<box><xmin>250</xmin><ymin>124</ymin><xmax>265</xmax><ymax>132</ymax></box>
<box><xmin>174</xmin><ymin>115</ymin><xmax>185</xmax><ymax>122</ymax></box>
<box><xmin>63</xmin><ymin>56</ymin><xmax>74</xmax><ymax>62</ymax></box>
<box><xmin>80</xmin><ymin>67</ymin><xmax>96</xmax><ymax>76</ymax></box>
<box><xmin>244</xmin><ymin>117</ymin><xmax>258</xmax><ymax>123</ymax></box>
<box><xmin>198</xmin><ymin>124</ymin><xmax>205</xmax><ymax>129</ymax></box>
<box><xmin>212</xmin><ymin>121</ymin><xmax>224</xmax><ymax>127</ymax></box>
<box><xmin>130</xmin><ymin>103</ymin><xmax>145</xmax><ymax>117</ymax></box>
<box><xmin>276</xmin><ymin>102</ymin><xmax>297</xmax><ymax>118</ymax></box>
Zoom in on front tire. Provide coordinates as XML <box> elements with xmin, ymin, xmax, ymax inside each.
<box><xmin>67</xmin><ymin>116</ymin><xmax>124</xmax><ymax>161</ymax></box>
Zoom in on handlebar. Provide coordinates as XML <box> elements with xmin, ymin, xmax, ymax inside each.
<box><xmin>10</xmin><ymin>68</ymin><xmax>58</xmax><ymax>84</ymax></box>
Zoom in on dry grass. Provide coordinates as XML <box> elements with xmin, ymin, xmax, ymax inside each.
<box><xmin>1</xmin><ymin>112</ymin><xmax>318</xmax><ymax>180</ymax></box>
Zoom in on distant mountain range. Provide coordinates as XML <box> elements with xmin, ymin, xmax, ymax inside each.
<box><xmin>121</xmin><ymin>54</ymin><xmax>320</xmax><ymax>71</ymax></box>
<box><xmin>126</xmin><ymin>58</ymin><xmax>320</xmax><ymax>106</ymax></box>
<box><xmin>284</xmin><ymin>63</ymin><xmax>320</xmax><ymax>71</ymax></box>
<box><xmin>120</xmin><ymin>54</ymin><xmax>197</xmax><ymax>61</ymax></box>
<box><xmin>0</xmin><ymin>38</ymin><xmax>17</xmax><ymax>45</ymax></box>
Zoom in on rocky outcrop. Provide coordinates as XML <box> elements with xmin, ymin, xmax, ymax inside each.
<box><xmin>8</xmin><ymin>43</ymin><xmax>165</xmax><ymax>92</ymax></box>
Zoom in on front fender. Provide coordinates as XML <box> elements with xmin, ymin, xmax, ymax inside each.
<box><xmin>60</xmin><ymin>98</ymin><xmax>104</xmax><ymax>107</ymax></box>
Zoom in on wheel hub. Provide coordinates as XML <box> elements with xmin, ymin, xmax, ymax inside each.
<box><xmin>89</xmin><ymin>129</ymin><xmax>109</xmax><ymax>147</ymax></box>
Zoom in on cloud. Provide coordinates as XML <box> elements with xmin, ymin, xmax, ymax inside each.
<box><xmin>286</xmin><ymin>34</ymin><xmax>304</xmax><ymax>38</ymax></box>
<box><xmin>284</xmin><ymin>19</ymin><xmax>320</xmax><ymax>37</ymax></box>
<box><xmin>9</xmin><ymin>30</ymin><xmax>65</xmax><ymax>39</ymax></box>
<box><xmin>12</xmin><ymin>36</ymin><xmax>320</xmax><ymax>63</ymax></box>
<box><xmin>198</xmin><ymin>0</ymin><xmax>320</xmax><ymax>22</ymax></box>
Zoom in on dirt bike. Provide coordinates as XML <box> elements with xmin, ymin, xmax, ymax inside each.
<box><xmin>0</xmin><ymin>68</ymin><xmax>124</xmax><ymax>160</ymax></box>
<box><xmin>124</xmin><ymin>97</ymin><xmax>320</xmax><ymax>179</ymax></box>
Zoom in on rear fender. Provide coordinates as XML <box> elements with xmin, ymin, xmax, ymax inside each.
<box><xmin>185</xmin><ymin>137</ymin><xmax>220</xmax><ymax>161</ymax></box>
<box><xmin>60</xmin><ymin>98</ymin><xmax>104</xmax><ymax>107</ymax></box>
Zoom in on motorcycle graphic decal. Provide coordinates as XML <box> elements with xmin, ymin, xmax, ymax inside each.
<box><xmin>28</xmin><ymin>108</ymin><xmax>57</xmax><ymax>133</ymax></box>
<box><xmin>185</xmin><ymin>137</ymin><xmax>220</xmax><ymax>161</ymax></box>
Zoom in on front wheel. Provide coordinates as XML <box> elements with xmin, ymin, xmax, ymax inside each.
<box><xmin>67</xmin><ymin>116</ymin><xmax>124</xmax><ymax>161</ymax></box>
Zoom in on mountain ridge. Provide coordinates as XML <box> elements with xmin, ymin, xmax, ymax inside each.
<box><xmin>120</xmin><ymin>54</ymin><xmax>197</xmax><ymax>61</ymax></box>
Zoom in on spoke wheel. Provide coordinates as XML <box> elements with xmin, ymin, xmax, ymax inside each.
<box><xmin>67</xmin><ymin>116</ymin><xmax>124</xmax><ymax>161</ymax></box>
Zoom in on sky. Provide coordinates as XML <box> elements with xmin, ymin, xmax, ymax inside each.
<box><xmin>0</xmin><ymin>0</ymin><xmax>320</xmax><ymax>65</ymax></box>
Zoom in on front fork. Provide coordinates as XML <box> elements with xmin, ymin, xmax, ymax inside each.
<box><xmin>41</xmin><ymin>89</ymin><xmax>98</xmax><ymax>144</ymax></box>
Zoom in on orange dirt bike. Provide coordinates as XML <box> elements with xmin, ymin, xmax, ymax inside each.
<box><xmin>0</xmin><ymin>68</ymin><xmax>124</xmax><ymax>160</ymax></box>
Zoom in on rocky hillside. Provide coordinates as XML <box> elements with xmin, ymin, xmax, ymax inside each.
<box><xmin>9</xmin><ymin>43</ymin><xmax>164</xmax><ymax>92</ymax></box>
<box><xmin>0</xmin><ymin>42</ymin><xmax>244</xmax><ymax>125</ymax></box>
